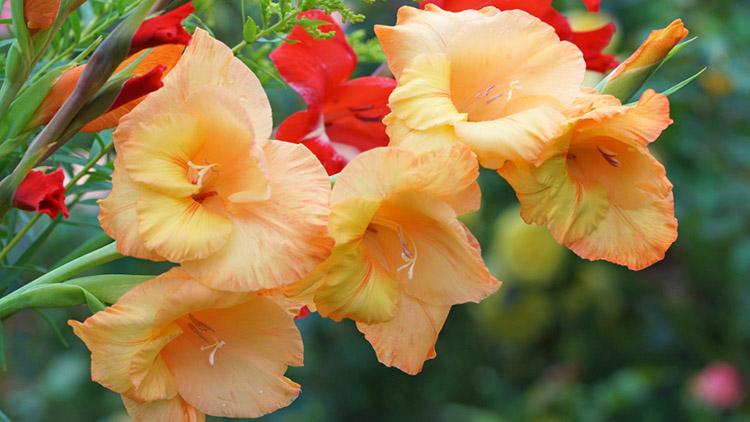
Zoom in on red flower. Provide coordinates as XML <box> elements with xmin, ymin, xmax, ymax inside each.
<box><xmin>270</xmin><ymin>10</ymin><xmax>396</xmax><ymax>174</ymax></box>
<box><xmin>295</xmin><ymin>305</ymin><xmax>312</xmax><ymax>320</ymax></box>
<box><xmin>108</xmin><ymin>65</ymin><xmax>167</xmax><ymax>111</ymax></box>
<box><xmin>13</xmin><ymin>168</ymin><xmax>69</xmax><ymax>219</ymax></box>
<box><xmin>129</xmin><ymin>2</ymin><xmax>194</xmax><ymax>54</ymax></box>
<box><xmin>419</xmin><ymin>0</ymin><xmax>618</xmax><ymax>72</ymax></box>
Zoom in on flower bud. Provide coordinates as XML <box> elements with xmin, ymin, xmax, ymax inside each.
<box><xmin>129</xmin><ymin>2</ymin><xmax>194</xmax><ymax>54</ymax></box>
<box><xmin>12</xmin><ymin>168</ymin><xmax>68</xmax><ymax>218</ymax></box>
<box><xmin>23</xmin><ymin>0</ymin><xmax>61</xmax><ymax>31</ymax></box>
<box><xmin>599</xmin><ymin>19</ymin><xmax>688</xmax><ymax>101</ymax></box>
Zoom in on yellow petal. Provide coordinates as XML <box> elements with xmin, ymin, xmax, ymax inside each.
<box><xmin>98</xmin><ymin>160</ymin><xmax>165</xmax><ymax>262</ymax></box>
<box><xmin>357</xmin><ymin>292</ymin><xmax>451</xmax><ymax>375</ymax></box>
<box><xmin>182</xmin><ymin>141</ymin><xmax>332</xmax><ymax>292</ymax></box>
<box><xmin>388</xmin><ymin>53</ymin><xmax>466</xmax><ymax>130</ymax></box>
<box><xmin>136</xmin><ymin>190</ymin><xmax>232</xmax><ymax>262</ymax></box>
<box><xmin>453</xmin><ymin>106</ymin><xmax>569</xmax><ymax>169</ymax></box>
<box><xmin>500</xmin><ymin>155</ymin><xmax>610</xmax><ymax>244</ymax></box>
<box><xmin>160</xmin><ymin>295</ymin><xmax>302</xmax><ymax>418</ymax></box>
<box><xmin>122</xmin><ymin>396</ymin><xmax>205</xmax><ymax>422</ymax></box>
<box><xmin>313</xmin><ymin>241</ymin><xmax>401</xmax><ymax>324</ymax></box>
<box><xmin>385</xmin><ymin>113</ymin><xmax>458</xmax><ymax>154</ymax></box>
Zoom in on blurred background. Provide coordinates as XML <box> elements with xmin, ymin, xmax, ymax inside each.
<box><xmin>2</xmin><ymin>0</ymin><xmax>749</xmax><ymax>420</ymax></box>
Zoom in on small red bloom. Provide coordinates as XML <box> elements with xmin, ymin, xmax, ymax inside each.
<box><xmin>109</xmin><ymin>65</ymin><xmax>166</xmax><ymax>111</ymax></box>
<box><xmin>270</xmin><ymin>10</ymin><xmax>396</xmax><ymax>174</ymax></box>
<box><xmin>129</xmin><ymin>2</ymin><xmax>194</xmax><ymax>54</ymax></box>
<box><xmin>13</xmin><ymin>168</ymin><xmax>69</xmax><ymax>219</ymax></box>
<box><xmin>419</xmin><ymin>0</ymin><xmax>618</xmax><ymax>72</ymax></box>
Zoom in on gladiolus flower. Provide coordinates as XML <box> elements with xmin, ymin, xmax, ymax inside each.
<box><xmin>12</xmin><ymin>168</ymin><xmax>68</xmax><ymax>218</ymax></box>
<box><xmin>599</xmin><ymin>19</ymin><xmax>689</xmax><ymax>101</ymax></box>
<box><xmin>691</xmin><ymin>362</ymin><xmax>745</xmax><ymax>409</ymax></box>
<box><xmin>69</xmin><ymin>268</ymin><xmax>303</xmax><ymax>420</ymax></box>
<box><xmin>99</xmin><ymin>29</ymin><xmax>332</xmax><ymax>292</ymax></box>
<box><xmin>378</xmin><ymin>6</ymin><xmax>585</xmax><ymax>170</ymax></box>
<box><xmin>289</xmin><ymin>144</ymin><xmax>500</xmax><ymax>374</ymax></box>
<box><xmin>30</xmin><ymin>44</ymin><xmax>184</xmax><ymax>132</ymax></box>
<box><xmin>499</xmin><ymin>89</ymin><xmax>678</xmax><ymax>270</ymax></box>
<box><xmin>129</xmin><ymin>2</ymin><xmax>194</xmax><ymax>54</ymax></box>
<box><xmin>417</xmin><ymin>1</ymin><xmax>617</xmax><ymax>72</ymax></box>
<box><xmin>271</xmin><ymin>10</ymin><xmax>396</xmax><ymax>174</ymax></box>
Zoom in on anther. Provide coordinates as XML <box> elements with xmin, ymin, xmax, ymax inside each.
<box><xmin>187</xmin><ymin>160</ymin><xmax>218</xmax><ymax>189</ymax></box>
<box><xmin>395</xmin><ymin>227</ymin><xmax>417</xmax><ymax>280</ymax></box>
<box><xmin>597</xmin><ymin>146</ymin><xmax>621</xmax><ymax>167</ymax></box>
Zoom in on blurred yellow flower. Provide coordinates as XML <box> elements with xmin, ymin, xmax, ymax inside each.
<box><xmin>99</xmin><ymin>29</ymin><xmax>332</xmax><ymax>292</ymax></box>
<box><xmin>289</xmin><ymin>144</ymin><xmax>500</xmax><ymax>374</ymax></box>
<box><xmin>500</xmin><ymin>89</ymin><xmax>678</xmax><ymax>270</ymax></box>
<box><xmin>69</xmin><ymin>268</ymin><xmax>303</xmax><ymax>420</ymax></box>
<box><xmin>489</xmin><ymin>206</ymin><xmax>567</xmax><ymax>286</ymax></box>
<box><xmin>376</xmin><ymin>5</ymin><xmax>585</xmax><ymax>169</ymax></box>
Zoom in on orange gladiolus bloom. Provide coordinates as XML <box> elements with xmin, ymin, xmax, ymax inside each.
<box><xmin>31</xmin><ymin>44</ymin><xmax>185</xmax><ymax>132</ymax></box>
<box><xmin>500</xmin><ymin>89</ymin><xmax>678</xmax><ymax>270</ymax></box>
<box><xmin>70</xmin><ymin>268</ymin><xmax>304</xmax><ymax>420</ymax></box>
<box><xmin>99</xmin><ymin>29</ymin><xmax>332</xmax><ymax>292</ymax></box>
<box><xmin>376</xmin><ymin>5</ymin><xmax>585</xmax><ymax>169</ymax></box>
<box><xmin>289</xmin><ymin>144</ymin><xmax>500</xmax><ymax>374</ymax></box>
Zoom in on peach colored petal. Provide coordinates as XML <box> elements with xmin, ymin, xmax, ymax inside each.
<box><xmin>403</xmin><ymin>204</ymin><xmax>500</xmax><ymax>305</ymax></box>
<box><xmin>453</xmin><ymin>105</ymin><xmax>569</xmax><ymax>169</ymax></box>
<box><xmin>98</xmin><ymin>160</ymin><xmax>165</xmax><ymax>262</ymax></box>
<box><xmin>574</xmin><ymin>89</ymin><xmax>672</xmax><ymax>148</ymax></box>
<box><xmin>161</xmin><ymin>295</ymin><xmax>303</xmax><ymax>418</ymax></box>
<box><xmin>181</xmin><ymin>141</ymin><xmax>332</xmax><ymax>292</ymax></box>
<box><xmin>385</xmin><ymin>113</ymin><xmax>458</xmax><ymax>153</ymax></box>
<box><xmin>156</xmin><ymin>28</ymin><xmax>272</xmax><ymax>139</ymax></box>
<box><xmin>375</xmin><ymin>5</ymin><xmax>499</xmax><ymax>79</ymax></box>
<box><xmin>122</xmin><ymin>396</ymin><xmax>205</xmax><ymax>422</ymax></box>
<box><xmin>357</xmin><ymin>292</ymin><xmax>450</xmax><ymax>375</ymax></box>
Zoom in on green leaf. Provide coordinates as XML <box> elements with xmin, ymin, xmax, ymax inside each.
<box><xmin>0</xmin><ymin>407</ymin><xmax>10</xmax><ymax>422</ymax></box>
<box><xmin>661</xmin><ymin>67</ymin><xmax>707</xmax><ymax>97</ymax></box>
<box><xmin>243</xmin><ymin>18</ymin><xmax>258</xmax><ymax>43</ymax></box>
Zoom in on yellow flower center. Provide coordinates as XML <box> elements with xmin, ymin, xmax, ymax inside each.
<box><xmin>457</xmin><ymin>80</ymin><xmax>524</xmax><ymax>122</ymax></box>
<box><xmin>368</xmin><ymin>217</ymin><xmax>418</xmax><ymax>281</ymax></box>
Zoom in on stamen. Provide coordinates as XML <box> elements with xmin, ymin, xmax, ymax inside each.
<box><xmin>597</xmin><ymin>146</ymin><xmax>621</xmax><ymax>167</ymax></box>
<box><xmin>507</xmin><ymin>80</ymin><xmax>522</xmax><ymax>101</ymax></box>
<box><xmin>395</xmin><ymin>227</ymin><xmax>417</xmax><ymax>280</ymax></box>
<box><xmin>200</xmin><ymin>340</ymin><xmax>226</xmax><ymax>367</ymax></box>
<box><xmin>186</xmin><ymin>314</ymin><xmax>226</xmax><ymax>367</ymax></box>
<box><xmin>187</xmin><ymin>160</ymin><xmax>218</xmax><ymax>189</ymax></box>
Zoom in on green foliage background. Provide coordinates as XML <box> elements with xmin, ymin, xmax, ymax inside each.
<box><xmin>1</xmin><ymin>0</ymin><xmax>749</xmax><ymax>420</ymax></box>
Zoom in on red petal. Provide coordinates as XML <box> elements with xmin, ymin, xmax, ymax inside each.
<box><xmin>277</xmin><ymin>109</ymin><xmax>347</xmax><ymax>175</ymax></box>
<box><xmin>13</xmin><ymin>168</ymin><xmax>69</xmax><ymax>219</ymax></box>
<box><xmin>129</xmin><ymin>2</ymin><xmax>194</xmax><ymax>54</ymax></box>
<box><xmin>322</xmin><ymin>76</ymin><xmax>396</xmax><ymax>155</ymax></box>
<box><xmin>109</xmin><ymin>65</ymin><xmax>166</xmax><ymax>111</ymax></box>
<box><xmin>295</xmin><ymin>306</ymin><xmax>312</xmax><ymax>320</ymax></box>
<box><xmin>581</xmin><ymin>0</ymin><xmax>601</xmax><ymax>12</ymax></box>
<box><xmin>270</xmin><ymin>10</ymin><xmax>356</xmax><ymax>106</ymax></box>
<box><xmin>572</xmin><ymin>22</ymin><xmax>619</xmax><ymax>72</ymax></box>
